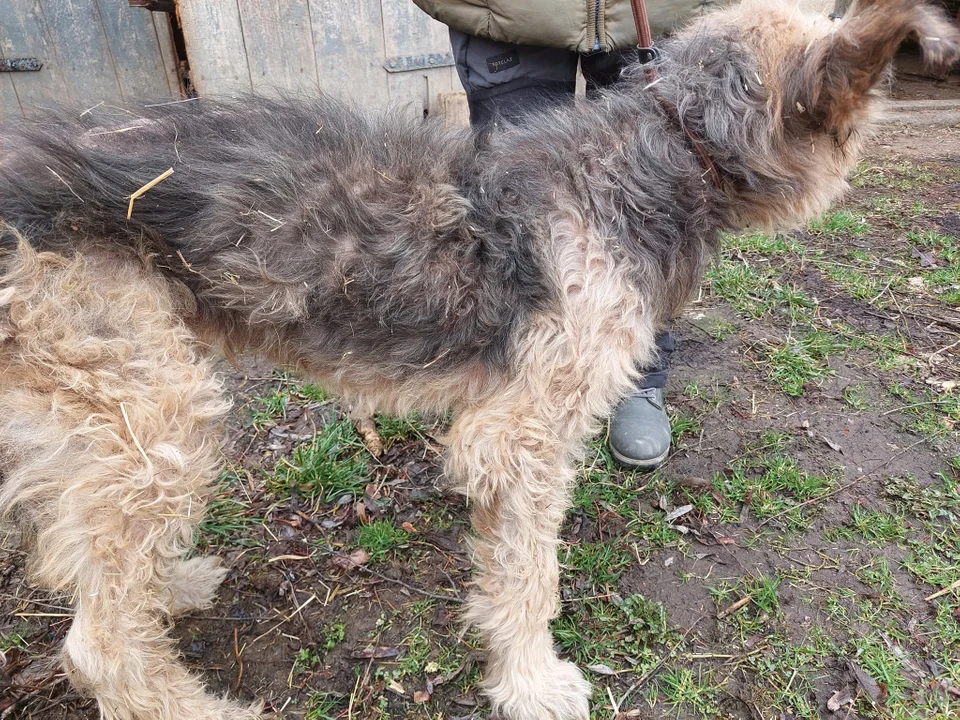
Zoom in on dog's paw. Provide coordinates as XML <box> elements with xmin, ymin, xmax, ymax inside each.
<box><xmin>164</xmin><ymin>555</ymin><xmax>229</xmax><ymax>616</ymax></box>
<box><xmin>486</xmin><ymin>657</ymin><xmax>591</xmax><ymax>720</ymax></box>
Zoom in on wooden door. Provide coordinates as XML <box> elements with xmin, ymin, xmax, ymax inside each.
<box><xmin>0</xmin><ymin>0</ymin><xmax>179</xmax><ymax>119</ymax></box>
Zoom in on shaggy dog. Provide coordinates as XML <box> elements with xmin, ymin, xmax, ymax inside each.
<box><xmin>0</xmin><ymin>1</ymin><xmax>957</xmax><ymax>718</ymax></box>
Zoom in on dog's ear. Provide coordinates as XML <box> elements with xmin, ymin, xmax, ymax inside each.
<box><xmin>797</xmin><ymin>0</ymin><xmax>960</xmax><ymax>129</ymax></box>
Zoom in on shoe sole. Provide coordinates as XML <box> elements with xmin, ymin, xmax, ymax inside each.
<box><xmin>609</xmin><ymin>444</ymin><xmax>670</xmax><ymax>472</ymax></box>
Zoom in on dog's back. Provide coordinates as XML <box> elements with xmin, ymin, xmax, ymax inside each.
<box><xmin>0</xmin><ymin>97</ymin><xmax>551</xmax><ymax>381</ymax></box>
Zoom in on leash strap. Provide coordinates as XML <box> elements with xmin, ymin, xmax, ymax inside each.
<box><xmin>629</xmin><ymin>0</ymin><xmax>721</xmax><ymax>188</ymax></box>
<box><xmin>630</xmin><ymin>0</ymin><xmax>660</xmax><ymax>64</ymax></box>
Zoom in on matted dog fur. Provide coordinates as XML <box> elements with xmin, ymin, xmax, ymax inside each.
<box><xmin>1</xmin><ymin>1</ymin><xmax>958</xmax><ymax>718</ymax></box>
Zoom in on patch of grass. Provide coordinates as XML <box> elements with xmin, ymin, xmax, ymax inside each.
<box><xmin>821</xmin><ymin>262</ymin><xmax>897</xmax><ymax>303</ymax></box>
<box><xmin>251</xmin><ymin>388</ymin><xmax>290</xmax><ymax>428</ymax></box>
<box><xmin>373</xmin><ymin>413</ymin><xmax>425</xmax><ymax>450</ymax></box>
<box><xmin>883</xmin><ymin>473</ymin><xmax>960</xmax><ymax>522</ymax></box>
<box><xmin>712</xmin><ymin>447</ymin><xmax>838</xmax><ymax>529</ymax></box>
<box><xmin>906</xmin><ymin>230</ymin><xmax>960</xmax><ymax>302</ymax></box>
<box><xmin>841</xmin><ymin>382</ymin><xmax>871</xmax><ymax>411</ymax></box>
<box><xmin>855</xmin><ymin>557</ymin><xmax>905</xmax><ymax>612</ymax></box>
<box><xmin>271</xmin><ymin>419</ymin><xmax>369</xmax><ymax>504</ymax></box>
<box><xmin>293</xmin><ymin>646</ymin><xmax>321</xmax><ymax>675</ymax></box>
<box><xmin>808</xmin><ymin>210</ymin><xmax>871</xmax><ymax>237</ymax></box>
<box><xmin>757</xmin><ymin>329</ymin><xmax>844</xmax><ymax>397</ymax></box>
<box><xmin>197</xmin><ymin>470</ymin><xmax>255</xmax><ymax>548</ymax></box>
<box><xmin>710</xmin><ymin>574</ymin><xmax>781</xmax><ymax>638</ymax></box>
<box><xmin>295</xmin><ymin>382</ymin><xmax>330</xmax><ymax>403</ymax></box>
<box><xmin>852</xmin><ymin>160</ymin><xmax>937</xmax><ymax>191</ymax></box>
<box><xmin>884</xmin><ymin>384</ymin><xmax>960</xmax><ymax>440</ymax></box>
<box><xmin>564</xmin><ymin>541</ymin><xmax>634</xmax><ymax>588</ymax></box>
<box><xmin>708</xmin><ymin>318</ymin><xmax>738</xmax><ymax>341</ymax></box>
<box><xmin>355</xmin><ymin>520</ymin><xmax>409</xmax><ymax>562</ymax></box>
<box><xmin>553</xmin><ymin>594</ymin><xmax>674</xmax><ymax>668</ymax></box>
<box><xmin>395</xmin><ymin>621</ymin><xmax>432</xmax><ymax>678</ymax></box>
<box><xmin>707</xmin><ymin>259</ymin><xmax>817</xmax><ymax>321</ymax></box>
<box><xmin>849</xmin><ymin>506</ymin><xmax>908</xmax><ymax>545</ymax></box>
<box><xmin>683</xmin><ymin>378</ymin><xmax>734</xmax><ymax>414</ymax></box>
<box><xmin>0</xmin><ymin>621</ymin><xmax>29</xmax><ymax>651</ymax></box>
<box><xmin>726</xmin><ymin>231</ymin><xmax>804</xmax><ymax>255</ymax></box>
<box><xmin>669</xmin><ymin>410</ymin><xmax>701</xmax><ymax>443</ymax></box>
<box><xmin>305</xmin><ymin>692</ymin><xmax>343</xmax><ymax>720</ymax></box>
<box><xmin>323</xmin><ymin>623</ymin><xmax>346</xmax><ymax>652</ymax></box>
<box><xmin>657</xmin><ymin>668</ymin><xmax>719</xmax><ymax>716</ymax></box>
<box><xmin>857</xmin><ymin>196</ymin><xmax>935</xmax><ymax>227</ymax></box>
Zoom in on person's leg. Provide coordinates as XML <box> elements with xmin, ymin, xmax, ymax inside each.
<box><xmin>449</xmin><ymin>30</ymin><xmax>578</xmax><ymax>126</ymax></box>
<box><xmin>581</xmin><ymin>51</ymin><xmax>676</xmax><ymax>470</ymax></box>
<box><xmin>608</xmin><ymin>331</ymin><xmax>675</xmax><ymax>470</ymax></box>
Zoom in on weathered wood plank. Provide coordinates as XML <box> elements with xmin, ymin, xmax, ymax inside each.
<box><xmin>36</xmin><ymin>0</ymin><xmax>124</xmax><ymax>106</ymax></box>
<box><xmin>381</xmin><ymin>0</ymin><xmax>460</xmax><ymax>115</ymax></box>
<box><xmin>152</xmin><ymin>12</ymin><xmax>182</xmax><ymax>97</ymax></box>
<box><xmin>380</xmin><ymin>0</ymin><xmax>448</xmax><ymax>58</ymax></box>
<box><xmin>178</xmin><ymin>0</ymin><xmax>253</xmax><ymax>95</ymax></box>
<box><xmin>0</xmin><ymin>74</ymin><xmax>23</xmax><ymax>120</ymax></box>
<box><xmin>0</xmin><ymin>0</ymin><xmax>74</xmax><ymax>112</ymax></box>
<box><xmin>236</xmin><ymin>0</ymin><xmax>319</xmax><ymax>94</ymax></box>
<box><xmin>96</xmin><ymin>1</ymin><xmax>177</xmax><ymax>101</ymax></box>
<box><xmin>308</xmin><ymin>0</ymin><xmax>389</xmax><ymax>108</ymax></box>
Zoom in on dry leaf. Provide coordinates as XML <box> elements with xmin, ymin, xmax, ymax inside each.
<box><xmin>331</xmin><ymin>548</ymin><xmax>370</xmax><ymax>571</ymax></box>
<box><xmin>827</xmin><ymin>689</ymin><xmax>852</xmax><ymax>712</ymax></box>
<box><xmin>663</xmin><ymin>504</ymin><xmax>694</xmax><ymax>523</ymax></box>
<box><xmin>849</xmin><ymin>661</ymin><xmax>884</xmax><ymax>703</ymax></box>
<box><xmin>586</xmin><ymin>663</ymin><xmax>617</xmax><ymax>676</ymax></box>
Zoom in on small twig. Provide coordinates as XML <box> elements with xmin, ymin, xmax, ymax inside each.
<box><xmin>929</xmin><ymin>337</ymin><xmax>960</xmax><ymax>367</ymax></box>
<box><xmin>754</xmin><ymin>440</ymin><xmax>925</xmax><ymax>530</ymax></box>
<box><xmin>925</xmin><ymin>578</ymin><xmax>960</xmax><ymax>602</ymax></box>
<box><xmin>866</xmin><ymin>275</ymin><xmax>896</xmax><ymax>306</ymax></box>
<box><xmin>616</xmin><ymin>611</ymin><xmax>708</xmax><ymax>709</ymax></box>
<box><xmin>144</xmin><ymin>97</ymin><xmax>202</xmax><ymax>108</ymax></box>
<box><xmin>127</xmin><ymin>168</ymin><xmax>174</xmax><ymax>219</ymax></box>
<box><xmin>232</xmin><ymin>627</ymin><xmax>244</xmax><ymax>692</ymax></box>
<box><xmin>119</xmin><ymin>402</ymin><xmax>153</xmax><ymax>471</ymax></box>
<box><xmin>360</xmin><ymin>566</ymin><xmax>464</xmax><ymax>604</ymax></box>
<box><xmin>882</xmin><ymin>400</ymin><xmax>950</xmax><ymax>416</ymax></box>
<box><xmin>45</xmin><ymin>166</ymin><xmax>83</xmax><ymax>203</ymax></box>
<box><xmin>717</xmin><ymin>595</ymin><xmax>753</xmax><ymax>619</ymax></box>
<box><xmin>79</xmin><ymin>100</ymin><xmax>104</xmax><ymax>117</ymax></box>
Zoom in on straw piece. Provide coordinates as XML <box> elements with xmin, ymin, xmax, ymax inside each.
<box><xmin>127</xmin><ymin>167</ymin><xmax>174</xmax><ymax>219</ymax></box>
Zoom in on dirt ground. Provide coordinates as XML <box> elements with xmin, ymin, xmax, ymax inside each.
<box><xmin>1</xmin><ymin>74</ymin><xmax>959</xmax><ymax>720</ymax></box>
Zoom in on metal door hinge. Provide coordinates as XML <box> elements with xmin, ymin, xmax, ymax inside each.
<box><xmin>383</xmin><ymin>53</ymin><xmax>454</xmax><ymax>73</ymax></box>
<box><xmin>129</xmin><ymin>0</ymin><xmax>176</xmax><ymax>12</ymax></box>
<box><xmin>0</xmin><ymin>58</ymin><xmax>42</xmax><ymax>72</ymax></box>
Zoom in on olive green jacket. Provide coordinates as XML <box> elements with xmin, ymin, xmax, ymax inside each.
<box><xmin>413</xmin><ymin>0</ymin><xmax>730</xmax><ymax>53</ymax></box>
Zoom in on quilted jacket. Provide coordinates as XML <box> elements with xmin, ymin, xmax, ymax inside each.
<box><xmin>413</xmin><ymin>0</ymin><xmax>732</xmax><ymax>53</ymax></box>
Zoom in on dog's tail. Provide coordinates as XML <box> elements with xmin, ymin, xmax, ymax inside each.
<box><xmin>0</xmin><ymin>106</ymin><xmax>195</xmax><ymax>256</ymax></box>
<box><xmin>0</xmin><ymin>95</ymin><xmax>374</xmax><ymax>262</ymax></box>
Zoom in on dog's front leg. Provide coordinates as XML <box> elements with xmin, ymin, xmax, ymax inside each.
<box><xmin>447</xmin><ymin>403</ymin><xmax>592</xmax><ymax>720</ymax></box>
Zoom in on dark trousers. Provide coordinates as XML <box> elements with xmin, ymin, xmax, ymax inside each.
<box><xmin>450</xmin><ymin>30</ymin><xmax>674</xmax><ymax>388</ymax></box>
<box><xmin>449</xmin><ymin>29</ymin><xmax>634</xmax><ymax>125</ymax></box>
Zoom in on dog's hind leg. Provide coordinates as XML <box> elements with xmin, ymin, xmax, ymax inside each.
<box><xmin>0</xmin><ymin>246</ymin><xmax>260</xmax><ymax>719</ymax></box>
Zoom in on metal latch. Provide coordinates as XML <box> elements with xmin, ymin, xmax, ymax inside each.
<box><xmin>129</xmin><ymin>0</ymin><xmax>176</xmax><ymax>11</ymax></box>
<box><xmin>0</xmin><ymin>58</ymin><xmax>42</xmax><ymax>72</ymax></box>
<box><xmin>383</xmin><ymin>53</ymin><xmax>454</xmax><ymax>73</ymax></box>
